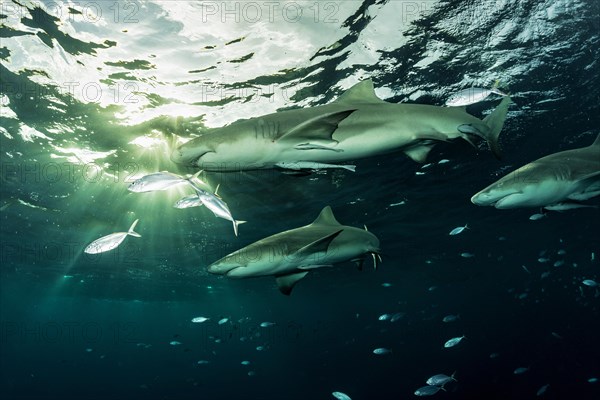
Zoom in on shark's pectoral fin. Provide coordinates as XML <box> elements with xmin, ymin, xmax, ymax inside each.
<box><xmin>404</xmin><ymin>144</ymin><xmax>435</xmax><ymax>163</ymax></box>
<box><xmin>279</xmin><ymin>110</ymin><xmax>355</xmax><ymax>145</ymax></box>
<box><xmin>352</xmin><ymin>257</ymin><xmax>364</xmax><ymax>271</ymax></box>
<box><xmin>569</xmin><ymin>171</ymin><xmax>600</xmax><ymax>200</ymax></box>
<box><xmin>295</xmin><ymin>142</ymin><xmax>344</xmax><ymax>152</ymax></box>
<box><xmin>294</xmin><ymin>230</ymin><xmax>344</xmax><ymax>262</ymax></box>
<box><xmin>275</xmin><ymin>272</ymin><xmax>309</xmax><ymax>295</ymax></box>
<box><xmin>297</xmin><ymin>264</ymin><xmax>333</xmax><ymax>270</ymax></box>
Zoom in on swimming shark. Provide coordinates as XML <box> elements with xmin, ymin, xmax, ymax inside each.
<box><xmin>207</xmin><ymin>206</ymin><xmax>381</xmax><ymax>295</ymax></box>
<box><xmin>171</xmin><ymin>80</ymin><xmax>512</xmax><ymax>171</ymax></box>
<box><xmin>471</xmin><ymin>133</ymin><xmax>600</xmax><ymax>209</ymax></box>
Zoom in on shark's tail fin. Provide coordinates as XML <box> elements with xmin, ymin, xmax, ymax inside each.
<box><xmin>481</xmin><ymin>96</ymin><xmax>512</xmax><ymax>159</ymax></box>
<box><xmin>128</xmin><ymin>219</ymin><xmax>142</xmax><ymax>238</ymax></box>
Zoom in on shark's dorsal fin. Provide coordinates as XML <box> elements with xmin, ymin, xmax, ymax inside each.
<box><xmin>311</xmin><ymin>206</ymin><xmax>342</xmax><ymax>226</ymax></box>
<box><xmin>278</xmin><ymin>110</ymin><xmax>355</xmax><ymax>143</ymax></box>
<box><xmin>592</xmin><ymin>133</ymin><xmax>600</xmax><ymax>147</ymax></box>
<box><xmin>275</xmin><ymin>271</ymin><xmax>309</xmax><ymax>295</ymax></box>
<box><xmin>334</xmin><ymin>80</ymin><xmax>384</xmax><ymax>104</ymax></box>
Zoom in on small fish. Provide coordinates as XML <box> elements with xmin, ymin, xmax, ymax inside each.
<box><xmin>128</xmin><ymin>170</ymin><xmax>204</xmax><ymax>193</ymax></box>
<box><xmin>442</xmin><ymin>314</ymin><xmax>460</xmax><ymax>323</ymax></box>
<box><xmin>169</xmin><ymin>341</ymin><xmax>182</xmax><ymax>346</ymax></box>
<box><xmin>522</xmin><ymin>265</ymin><xmax>531</xmax><ymax>274</ymax></box>
<box><xmin>372</xmin><ymin>347</ymin><xmax>392</xmax><ymax>355</ymax></box>
<box><xmin>460</xmin><ymin>252</ymin><xmax>475</xmax><ymax>258</ymax></box>
<box><xmin>588</xmin><ymin>377</ymin><xmax>598</xmax><ymax>383</ymax></box>
<box><xmin>489</xmin><ymin>353</ymin><xmax>500</xmax><ymax>359</ymax></box>
<box><xmin>438</xmin><ymin>159</ymin><xmax>450</xmax><ymax>164</ymax></box>
<box><xmin>196</xmin><ymin>360</ymin><xmax>210</xmax><ymax>365</ymax></box>
<box><xmin>538</xmin><ymin>257</ymin><xmax>549</xmax><ymax>263</ymax></box>
<box><xmin>331</xmin><ymin>391</ymin><xmax>352</xmax><ymax>400</ymax></box>
<box><xmin>378</xmin><ymin>313</ymin><xmax>391</xmax><ymax>321</ymax></box>
<box><xmin>557</xmin><ymin>249</ymin><xmax>566</xmax><ymax>255</ymax></box>
<box><xmin>218</xmin><ymin>318</ymin><xmax>229</xmax><ymax>325</ymax></box>
<box><xmin>414</xmin><ymin>385</ymin><xmax>444</xmax><ymax>396</ymax></box>
<box><xmin>174</xmin><ymin>194</ymin><xmax>204</xmax><ymax>209</ymax></box>
<box><xmin>529</xmin><ymin>213</ymin><xmax>546</xmax><ymax>221</ymax></box>
<box><xmin>536</xmin><ymin>384</ymin><xmax>550</xmax><ymax>396</ymax></box>
<box><xmin>444</xmin><ymin>335</ymin><xmax>465</xmax><ymax>348</ymax></box>
<box><xmin>381</xmin><ymin>282</ymin><xmax>393</xmax><ymax>287</ymax></box>
<box><xmin>551</xmin><ymin>332</ymin><xmax>563</xmax><ymax>339</ymax></box>
<box><xmin>191</xmin><ymin>317</ymin><xmax>209</xmax><ymax>323</ymax></box>
<box><xmin>514</xmin><ymin>366</ymin><xmax>529</xmax><ymax>374</ymax></box>
<box><xmin>390</xmin><ymin>312</ymin><xmax>405</xmax><ymax>322</ymax></box>
<box><xmin>582</xmin><ymin>279</ymin><xmax>598</xmax><ymax>287</ymax></box>
<box><xmin>426</xmin><ymin>372</ymin><xmax>457</xmax><ymax>387</ymax></box>
<box><xmin>260</xmin><ymin>322</ymin><xmax>275</xmax><ymax>328</ymax></box>
<box><xmin>84</xmin><ymin>219</ymin><xmax>141</xmax><ymax>254</ymax></box>
<box><xmin>191</xmin><ymin>184</ymin><xmax>246</xmax><ymax>236</ymax></box>
<box><xmin>241</xmin><ymin>361</ymin><xmax>251</xmax><ymax>366</ymax></box>
<box><xmin>276</xmin><ymin>161</ymin><xmax>356</xmax><ymax>172</ymax></box>
<box><xmin>553</xmin><ymin>260</ymin><xmax>564</xmax><ymax>267</ymax></box>
<box><xmin>541</xmin><ymin>271</ymin><xmax>551</xmax><ymax>279</ymax></box>
<box><xmin>449</xmin><ymin>224</ymin><xmax>468</xmax><ymax>235</ymax></box>
<box><xmin>445</xmin><ymin>84</ymin><xmax>507</xmax><ymax>107</ymax></box>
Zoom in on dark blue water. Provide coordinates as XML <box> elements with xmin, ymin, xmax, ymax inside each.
<box><xmin>1</xmin><ymin>1</ymin><xmax>599</xmax><ymax>399</ymax></box>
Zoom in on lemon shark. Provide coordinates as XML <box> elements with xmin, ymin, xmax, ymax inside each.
<box><xmin>171</xmin><ymin>80</ymin><xmax>512</xmax><ymax>171</ymax></box>
<box><xmin>207</xmin><ymin>206</ymin><xmax>381</xmax><ymax>295</ymax></box>
<box><xmin>471</xmin><ymin>134</ymin><xmax>600</xmax><ymax>209</ymax></box>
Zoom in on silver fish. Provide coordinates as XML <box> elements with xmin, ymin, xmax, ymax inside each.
<box><xmin>426</xmin><ymin>372</ymin><xmax>457</xmax><ymax>386</ymax></box>
<box><xmin>446</xmin><ymin>86</ymin><xmax>508</xmax><ymax>107</ymax></box>
<box><xmin>128</xmin><ymin>170</ymin><xmax>205</xmax><ymax>193</ymax></box>
<box><xmin>192</xmin><ymin>184</ymin><xmax>246</xmax><ymax>236</ymax></box>
<box><xmin>84</xmin><ymin>219</ymin><xmax>141</xmax><ymax>254</ymax></box>
<box><xmin>444</xmin><ymin>335</ymin><xmax>466</xmax><ymax>348</ymax></box>
<box><xmin>442</xmin><ymin>314</ymin><xmax>460</xmax><ymax>323</ymax></box>
<box><xmin>414</xmin><ymin>385</ymin><xmax>444</xmax><ymax>396</ymax></box>
<box><xmin>332</xmin><ymin>392</ymin><xmax>352</xmax><ymax>400</ymax></box>
<box><xmin>449</xmin><ymin>224</ymin><xmax>469</xmax><ymax>235</ymax></box>
<box><xmin>174</xmin><ymin>194</ymin><xmax>204</xmax><ymax>209</ymax></box>
<box><xmin>373</xmin><ymin>347</ymin><xmax>392</xmax><ymax>355</ymax></box>
<box><xmin>582</xmin><ymin>279</ymin><xmax>598</xmax><ymax>287</ymax></box>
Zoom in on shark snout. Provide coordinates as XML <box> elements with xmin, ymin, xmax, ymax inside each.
<box><xmin>208</xmin><ymin>261</ymin><xmax>243</xmax><ymax>275</ymax></box>
<box><xmin>471</xmin><ymin>189</ymin><xmax>523</xmax><ymax>209</ymax></box>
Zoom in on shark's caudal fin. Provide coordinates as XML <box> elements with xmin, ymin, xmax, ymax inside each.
<box><xmin>127</xmin><ymin>219</ymin><xmax>141</xmax><ymax>238</ymax></box>
<box><xmin>481</xmin><ymin>96</ymin><xmax>512</xmax><ymax>159</ymax></box>
<box><xmin>591</xmin><ymin>133</ymin><xmax>600</xmax><ymax>147</ymax></box>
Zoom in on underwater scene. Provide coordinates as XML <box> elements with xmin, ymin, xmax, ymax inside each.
<box><xmin>1</xmin><ymin>0</ymin><xmax>599</xmax><ymax>399</ymax></box>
